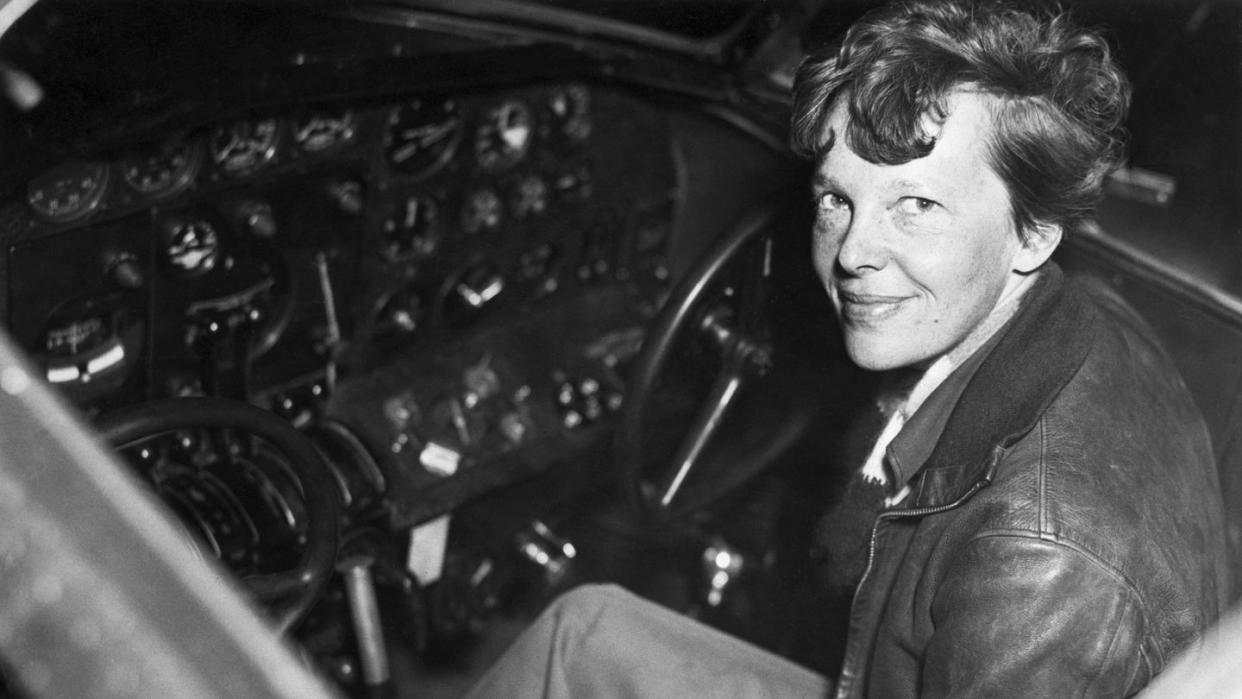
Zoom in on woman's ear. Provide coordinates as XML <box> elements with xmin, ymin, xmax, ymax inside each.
<box><xmin>1012</xmin><ymin>221</ymin><xmax>1062</xmax><ymax>274</ymax></box>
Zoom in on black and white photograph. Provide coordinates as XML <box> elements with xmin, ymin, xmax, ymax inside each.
<box><xmin>0</xmin><ymin>0</ymin><xmax>1237</xmax><ymax>696</ymax></box>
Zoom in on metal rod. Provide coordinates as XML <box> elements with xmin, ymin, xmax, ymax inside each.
<box><xmin>339</xmin><ymin>556</ymin><xmax>390</xmax><ymax>687</ymax></box>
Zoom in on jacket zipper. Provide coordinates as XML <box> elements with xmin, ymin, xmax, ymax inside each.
<box><xmin>836</xmin><ymin>477</ymin><xmax>991</xmax><ymax>698</ymax></box>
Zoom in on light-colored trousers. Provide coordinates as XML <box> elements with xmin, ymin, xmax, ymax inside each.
<box><xmin>466</xmin><ymin>583</ymin><xmax>832</xmax><ymax>698</ymax></box>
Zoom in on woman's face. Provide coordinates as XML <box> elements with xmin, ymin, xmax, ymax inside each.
<box><xmin>811</xmin><ymin>91</ymin><xmax>1048</xmax><ymax>370</ymax></box>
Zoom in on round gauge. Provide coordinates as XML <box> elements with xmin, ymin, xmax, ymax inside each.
<box><xmin>374</xmin><ymin>283</ymin><xmax>428</xmax><ymax>343</ymax></box>
<box><xmin>293</xmin><ymin>109</ymin><xmax>356</xmax><ymax>153</ymax></box>
<box><xmin>461</xmin><ymin>188</ymin><xmax>503</xmax><ymax>235</ymax></box>
<box><xmin>162</xmin><ymin>218</ymin><xmax>221</xmax><ymax>277</ymax></box>
<box><xmin>121</xmin><ymin>138</ymin><xmax>201</xmax><ymax>198</ymax></box>
<box><xmin>553</xmin><ymin>167</ymin><xmax>593</xmax><ymax>202</ymax></box>
<box><xmin>209</xmin><ymin>117</ymin><xmax>280</xmax><ymax>176</ymax></box>
<box><xmin>511</xmin><ymin>174</ymin><xmax>548</xmax><ymax>219</ymax></box>
<box><xmin>385</xmin><ymin>98</ymin><xmax>462</xmax><ymax>178</ymax></box>
<box><xmin>444</xmin><ymin>260</ymin><xmax>505</xmax><ymax>326</ymax></box>
<box><xmin>41</xmin><ymin>294</ymin><xmax>144</xmax><ymax>402</ymax></box>
<box><xmin>545</xmin><ymin>85</ymin><xmax>591</xmax><ymax>142</ymax></box>
<box><xmin>383</xmin><ymin>195</ymin><xmax>441</xmax><ymax>260</ymax></box>
<box><xmin>475</xmin><ymin>100</ymin><xmax>534</xmax><ymax>172</ymax></box>
<box><xmin>26</xmin><ymin>162</ymin><xmax>111</xmax><ymax>224</ymax></box>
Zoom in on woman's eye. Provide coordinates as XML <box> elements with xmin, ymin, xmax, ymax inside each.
<box><xmin>817</xmin><ymin>192</ymin><xmax>850</xmax><ymax>212</ymax></box>
<box><xmin>898</xmin><ymin>197</ymin><xmax>938</xmax><ymax>214</ymax></box>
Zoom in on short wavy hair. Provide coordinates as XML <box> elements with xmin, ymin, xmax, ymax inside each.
<box><xmin>790</xmin><ymin>0</ymin><xmax>1131</xmax><ymax>241</ymax></box>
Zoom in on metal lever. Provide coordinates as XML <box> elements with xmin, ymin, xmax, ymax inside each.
<box><xmin>338</xmin><ymin>555</ymin><xmax>390</xmax><ymax>690</ymax></box>
<box><xmin>187</xmin><ymin>305</ymin><xmax>260</xmax><ymax>399</ymax></box>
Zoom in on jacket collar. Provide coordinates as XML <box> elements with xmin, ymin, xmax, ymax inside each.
<box><xmin>885</xmin><ymin>329</ymin><xmax>994</xmax><ymax>489</ymax></box>
<box><xmin>905</xmin><ymin>263</ymin><xmax>1098</xmax><ymax>509</ymax></box>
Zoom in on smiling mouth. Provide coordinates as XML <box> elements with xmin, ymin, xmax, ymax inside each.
<box><xmin>836</xmin><ymin>291</ymin><xmax>912</xmax><ymax>324</ymax></box>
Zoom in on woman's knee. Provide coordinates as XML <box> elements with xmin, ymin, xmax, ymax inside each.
<box><xmin>549</xmin><ymin>583</ymin><xmax>631</xmax><ymax>617</ymax></box>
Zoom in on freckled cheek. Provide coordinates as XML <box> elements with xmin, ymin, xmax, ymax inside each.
<box><xmin>914</xmin><ymin>251</ymin><xmax>997</xmax><ymax>328</ymax></box>
<box><xmin>900</xmin><ymin>252</ymin><xmax>957</xmax><ymax>324</ymax></box>
<box><xmin>956</xmin><ymin>239</ymin><xmax>1013</xmax><ymax>295</ymax></box>
<box><xmin>810</xmin><ymin>224</ymin><xmax>842</xmax><ymax>281</ymax></box>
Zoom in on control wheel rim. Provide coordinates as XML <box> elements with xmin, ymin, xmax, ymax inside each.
<box><xmin>96</xmin><ymin>396</ymin><xmax>342</xmax><ymax>633</ymax></box>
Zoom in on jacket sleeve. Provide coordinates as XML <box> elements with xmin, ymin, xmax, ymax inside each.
<box><xmin>923</xmin><ymin>533</ymin><xmax>1148</xmax><ymax>697</ymax></box>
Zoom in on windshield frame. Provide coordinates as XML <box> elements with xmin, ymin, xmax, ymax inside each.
<box><xmin>376</xmin><ymin>0</ymin><xmax>785</xmax><ymax>61</ymax></box>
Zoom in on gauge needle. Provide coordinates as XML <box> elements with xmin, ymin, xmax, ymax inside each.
<box><xmin>391</xmin><ymin>143</ymin><xmax>418</xmax><ymax>163</ymax></box>
<box><xmin>403</xmin><ymin>122</ymin><xmax>454</xmax><ymax>145</ymax></box>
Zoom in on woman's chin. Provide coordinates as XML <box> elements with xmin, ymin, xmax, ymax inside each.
<box><xmin>843</xmin><ymin>335</ymin><xmax>933</xmax><ymax>372</ymax></box>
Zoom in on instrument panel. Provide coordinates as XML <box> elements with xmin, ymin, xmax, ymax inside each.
<box><xmin>2</xmin><ymin>82</ymin><xmax>677</xmax><ymax>518</ymax></box>
<box><xmin>15</xmin><ymin>83</ymin><xmax>612</xmax><ymax>230</ymax></box>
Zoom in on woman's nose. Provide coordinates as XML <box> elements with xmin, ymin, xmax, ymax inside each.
<box><xmin>835</xmin><ymin>210</ymin><xmax>889</xmax><ymax>275</ymax></box>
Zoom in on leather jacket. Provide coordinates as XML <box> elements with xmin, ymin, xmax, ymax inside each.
<box><xmin>831</xmin><ymin>265</ymin><xmax>1231</xmax><ymax>698</ymax></box>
